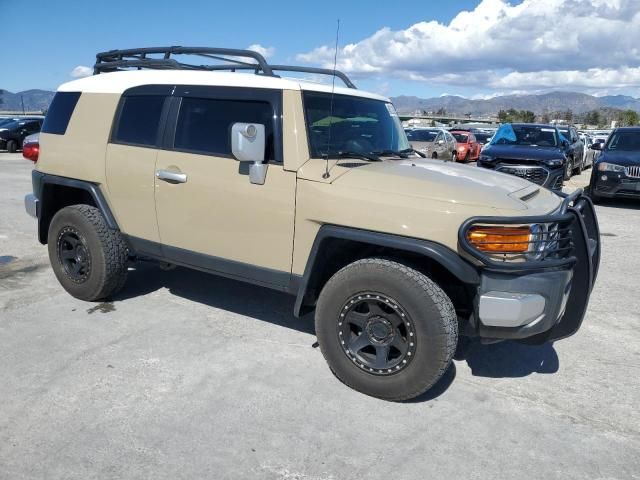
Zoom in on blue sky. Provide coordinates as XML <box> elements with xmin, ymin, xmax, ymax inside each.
<box><xmin>2</xmin><ymin>0</ymin><xmax>639</xmax><ymax>98</ymax></box>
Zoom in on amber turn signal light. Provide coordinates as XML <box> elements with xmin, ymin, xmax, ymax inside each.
<box><xmin>467</xmin><ymin>226</ymin><xmax>531</xmax><ymax>253</ymax></box>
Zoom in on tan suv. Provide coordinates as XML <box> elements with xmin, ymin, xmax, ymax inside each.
<box><xmin>24</xmin><ymin>47</ymin><xmax>601</xmax><ymax>401</ymax></box>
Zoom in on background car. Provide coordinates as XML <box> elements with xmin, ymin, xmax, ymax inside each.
<box><xmin>406</xmin><ymin>128</ymin><xmax>457</xmax><ymax>160</ymax></box>
<box><xmin>589</xmin><ymin>127</ymin><xmax>640</xmax><ymax>203</ymax></box>
<box><xmin>473</xmin><ymin>131</ymin><xmax>494</xmax><ymax>148</ymax></box>
<box><xmin>478</xmin><ymin>123</ymin><xmax>567</xmax><ymax>191</ymax></box>
<box><xmin>0</xmin><ymin>118</ymin><xmax>43</xmax><ymax>153</ymax></box>
<box><xmin>579</xmin><ymin>132</ymin><xmax>595</xmax><ymax>170</ymax></box>
<box><xmin>557</xmin><ymin>125</ymin><xmax>585</xmax><ymax>176</ymax></box>
<box><xmin>450</xmin><ymin>130</ymin><xmax>481</xmax><ymax>162</ymax></box>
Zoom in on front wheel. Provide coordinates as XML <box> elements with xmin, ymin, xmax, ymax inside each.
<box><xmin>48</xmin><ymin>205</ymin><xmax>129</xmax><ymax>301</ymax></box>
<box><xmin>564</xmin><ymin>157</ymin><xmax>573</xmax><ymax>180</ymax></box>
<box><xmin>315</xmin><ymin>258</ymin><xmax>458</xmax><ymax>401</ymax></box>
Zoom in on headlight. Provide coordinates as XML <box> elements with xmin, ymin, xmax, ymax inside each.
<box><xmin>543</xmin><ymin>158</ymin><xmax>564</xmax><ymax>167</ymax></box>
<box><xmin>466</xmin><ymin>223</ymin><xmax>561</xmax><ymax>261</ymax></box>
<box><xmin>597</xmin><ymin>162</ymin><xmax>625</xmax><ymax>172</ymax></box>
<box><xmin>457</xmin><ymin>145</ymin><xmax>466</xmax><ymax>151</ymax></box>
<box><xmin>467</xmin><ymin>225</ymin><xmax>531</xmax><ymax>254</ymax></box>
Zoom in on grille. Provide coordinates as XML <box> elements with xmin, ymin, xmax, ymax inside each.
<box><xmin>497</xmin><ymin>166</ymin><xmax>549</xmax><ymax>186</ymax></box>
<box><xmin>625</xmin><ymin>165</ymin><xmax>640</xmax><ymax>178</ymax></box>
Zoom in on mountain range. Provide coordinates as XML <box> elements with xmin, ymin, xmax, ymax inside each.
<box><xmin>391</xmin><ymin>91</ymin><xmax>640</xmax><ymax>116</ymax></box>
<box><xmin>2</xmin><ymin>88</ymin><xmax>640</xmax><ymax>117</ymax></box>
<box><xmin>0</xmin><ymin>89</ymin><xmax>56</xmax><ymax>112</ymax></box>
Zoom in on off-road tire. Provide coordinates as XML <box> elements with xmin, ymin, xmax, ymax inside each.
<box><xmin>6</xmin><ymin>140</ymin><xmax>17</xmax><ymax>153</ymax></box>
<box><xmin>432</xmin><ymin>152</ymin><xmax>438</xmax><ymax>159</ymax></box>
<box><xmin>48</xmin><ymin>205</ymin><xmax>128</xmax><ymax>301</ymax></box>
<box><xmin>315</xmin><ymin>258</ymin><xmax>458</xmax><ymax>401</ymax></box>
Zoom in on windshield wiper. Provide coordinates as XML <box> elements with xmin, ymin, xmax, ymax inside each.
<box><xmin>372</xmin><ymin>148</ymin><xmax>426</xmax><ymax>159</ymax></box>
<box><xmin>325</xmin><ymin>151</ymin><xmax>382</xmax><ymax>162</ymax></box>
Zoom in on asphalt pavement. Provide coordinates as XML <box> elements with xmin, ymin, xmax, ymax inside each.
<box><xmin>1</xmin><ymin>151</ymin><xmax>638</xmax><ymax>480</ymax></box>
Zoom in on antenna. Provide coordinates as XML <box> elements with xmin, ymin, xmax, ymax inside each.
<box><xmin>322</xmin><ymin>19</ymin><xmax>340</xmax><ymax>179</ymax></box>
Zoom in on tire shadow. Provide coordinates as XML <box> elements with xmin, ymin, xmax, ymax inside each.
<box><xmin>463</xmin><ymin>339</ymin><xmax>559</xmax><ymax>378</ymax></box>
<box><xmin>113</xmin><ymin>262</ymin><xmax>315</xmax><ymax>335</ymax></box>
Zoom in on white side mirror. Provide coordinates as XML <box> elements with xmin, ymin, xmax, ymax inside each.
<box><xmin>231</xmin><ymin>123</ymin><xmax>265</xmax><ymax>162</ymax></box>
<box><xmin>231</xmin><ymin>122</ymin><xmax>267</xmax><ymax>185</ymax></box>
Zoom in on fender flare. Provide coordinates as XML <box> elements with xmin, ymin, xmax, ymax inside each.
<box><xmin>33</xmin><ymin>171</ymin><xmax>118</xmax><ymax>242</ymax></box>
<box><xmin>293</xmin><ymin>225</ymin><xmax>480</xmax><ymax>317</ymax></box>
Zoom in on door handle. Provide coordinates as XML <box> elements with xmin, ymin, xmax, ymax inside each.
<box><xmin>156</xmin><ymin>170</ymin><xmax>187</xmax><ymax>184</ymax></box>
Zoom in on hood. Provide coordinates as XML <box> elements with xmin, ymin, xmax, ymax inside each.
<box><xmin>482</xmin><ymin>144</ymin><xmax>565</xmax><ymax>161</ymax></box>
<box><xmin>596</xmin><ymin>150</ymin><xmax>640</xmax><ymax>167</ymax></box>
<box><xmin>330</xmin><ymin>158</ymin><xmax>561</xmax><ymax>212</ymax></box>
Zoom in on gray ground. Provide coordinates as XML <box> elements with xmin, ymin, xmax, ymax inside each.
<box><xmin>0</xmin><ymin>151</ymin><xmax>638</xmax><ymax>480</ymax></box>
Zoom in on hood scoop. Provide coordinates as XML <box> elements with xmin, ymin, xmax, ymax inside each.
<box><xmin>519</xmin><ymin>188</ymin><xmax>540</xmax><ymax>202</ymax></box>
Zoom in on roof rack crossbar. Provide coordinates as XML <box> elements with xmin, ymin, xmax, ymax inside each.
<box><xmin>93</xmin><ymin>46</ymin><xmax>357</xmax><ymax>89</ymax></box>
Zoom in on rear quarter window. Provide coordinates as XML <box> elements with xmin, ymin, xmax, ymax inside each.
<box><xmin>41</xmin><ymin>92</ymin><xmax>81</xmax><ymax>135</ymax></box>
<box><xmin>112</xmin><ymin>95</ymin><xmax>166</xmax><ymax>147</ymax></box>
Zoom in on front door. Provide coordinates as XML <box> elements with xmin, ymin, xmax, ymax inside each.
<box><xmin>154</xmin><ymin>88</ymin><xmax>296</xmax><ymax>288</ymax></box>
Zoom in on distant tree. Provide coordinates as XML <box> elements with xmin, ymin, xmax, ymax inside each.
<box><xmin>584</xmin><ymin>110</ymin><xmax>601</xmax><ymax>126</ymax></box>
<box><xmin>563</xmin><ymin>109</ymin><xmax>573</xmax><ymax>122</ymax></box>
<box><xmin>497</xmin><ymin>110</ymin><xmax>508</xmax><ymax>123</ymax></box>
<box><xmin>619</xmin><ymin>110</ymin><xmax>639</xmax><ymax>126</ymax></box>
<box><xmin>541</xmin><ymin>110</ymin><xmax>551</xmax><ymax>124</ymax></box>
<box><xmin>436</xmin><ymin>107</ymin><xmax>447</xmax><ymax>116</ymax></box>
<box><xmin>521</xmin><ymin>110</ymin><xmax>535</xmax><ymax>123</ymax></box>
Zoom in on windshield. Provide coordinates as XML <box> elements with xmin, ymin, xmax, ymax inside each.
<box><xmin>491</xmin><ymin>124</ymin><xmax>559</xmax><ymax>147</ymax></box>
<box><xmin>474</xmin><ymin>132</ymin><xmax>492</xmax><ymax>143</ymax></box>
<box><xmin>606</xmin><ymin>131</ymin><xmax>640</xmax><ymax>151</ymax></box>
<box><xmin>406</xmin><ymin>130</ymin><xmax>438</xmax><ymax>142</ymax></box>
<box><xmin>452</xmin><ymin>133</ymin><xmax>468</xmax><ymax>143</ymax></box>
<box><xmin>303</xmin><ymin>91</ymin><xmax>409</xmax><ymax>157</ymax></box>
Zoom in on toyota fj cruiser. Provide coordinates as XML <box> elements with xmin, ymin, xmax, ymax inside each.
<box><xmin>24</xmin><ymin>47</ymin><xmax>601</xmax><ymax>400</ymax></box>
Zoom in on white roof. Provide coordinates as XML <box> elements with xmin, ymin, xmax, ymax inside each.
<box><xmin>58</xmin><ymin>70</ymin><xmax>389</xmax><ymax>102</ymax></box>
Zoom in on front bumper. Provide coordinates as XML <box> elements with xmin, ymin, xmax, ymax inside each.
<box><xmin>461</xmin><ymin>190</ymin><xmax>600</xmax><ymax>342</ymax></box>
<box><xmin>592</xmin><ymin>171</ymin><xmax>640</xmax><ymax>198</ymax></box>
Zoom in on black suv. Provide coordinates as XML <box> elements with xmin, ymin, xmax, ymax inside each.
<box><xmin>478</xmin><ymin>123</ymin><xmax>568</xmax><ymax>191</ymax></box>
<box><xmin>0</xmin><ymin>118</ymin><xmax>43</xmax><ymax>153</ymax></box>
<box><xmin>557</xmin><ymin>125</ymin><xmax>585</xmax><ymax>176</ymax></box>
<box><xmin>589</xmin><ymin>127</ymin><xmax>640</xmax><ymax>202</ymax></box>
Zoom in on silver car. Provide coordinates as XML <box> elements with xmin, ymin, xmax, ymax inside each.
<box><xmin>405</xmin><ymin>128</ymin><xmax>457</xmax><ymax>160</ymax></box>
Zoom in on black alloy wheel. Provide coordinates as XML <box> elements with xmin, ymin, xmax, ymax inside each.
<box><xmin>57</xmin><ymin>227</ymin><xmax>92</xmax><ymax>283</ymax></box>
<box><xmin>338</xmin><ymin>292</ymin><xmax>415</xmax><ymax>375</ymax></box>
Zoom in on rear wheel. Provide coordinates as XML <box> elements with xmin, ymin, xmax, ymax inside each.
<box><xmin>432</xmin><ymin>152</ymin><xmax>438</xmax><ymax>159</ymax></box>
<box><xmin>6</xmin><ymin>140</ymin><xmax>17</xmax><ymax>153</ymax></box>
<box><xmin>48</xmin><ymin>205</ymin><xmax>129</xmax><ymax>301</ymax></box>
<box><xmin>315</xmin><ymin>258</ymin><xmax>458</xmax><ymax>401</ymax></box>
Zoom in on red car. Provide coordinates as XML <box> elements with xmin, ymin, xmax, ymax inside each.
<box><xmin>451</xmin><ymin>130</ymin><xmax>481</xmax><ymax>162</ymax></box>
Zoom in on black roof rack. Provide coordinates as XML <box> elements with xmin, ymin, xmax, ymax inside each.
<box><xmin>94</xmin><ymin>46</ymin><xmax>357</xmax><ymax>89</ymax></box>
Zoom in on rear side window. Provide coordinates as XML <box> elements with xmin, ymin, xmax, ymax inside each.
<box><xmin>41</xmin><ymin>92</ymin><xmax>81</xmax><ymax>135</ymax></box>
<box><xmin>112</xmin><ymin>95</ymin><xmax>165</xmax><ymax>147</ymax></box>
<box><xmin>174</xmin><ymin>97</ymin><xmax>275</xmax><ymax>160</ymax></box>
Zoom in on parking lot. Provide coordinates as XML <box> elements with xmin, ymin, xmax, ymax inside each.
<box><xmin>1</xmin><ymin>151</ymin><xmax>639</xmax><ymax>479</ymax></box>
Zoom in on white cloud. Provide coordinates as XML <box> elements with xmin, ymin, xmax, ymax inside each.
<box><xmin>295</xmin><ymin>0</ymin><xmax>640</xmax><ymax>94</ymax></box>
<box><xmin>247</xmin><ymin>44</ymin><xmax>275</xmax><ymax>59</ymax></box>
<box><xmin>70</xmin><ymin>65</ymin><xmax>93</xmax><ymax>78</ymax></box>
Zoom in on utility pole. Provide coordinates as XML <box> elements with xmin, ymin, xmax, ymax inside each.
<box><xmin>21</xmin><ymin>95</ymin><xmax>25</xmax><ymax>115</ymax></box>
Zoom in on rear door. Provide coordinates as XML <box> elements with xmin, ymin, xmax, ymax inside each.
<box><xmin>105</xmin><ymin>88</ymin><xmax>170</xmax><ymax>249</ymax></box>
